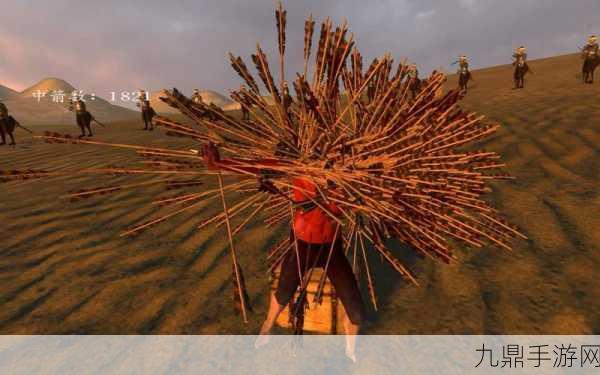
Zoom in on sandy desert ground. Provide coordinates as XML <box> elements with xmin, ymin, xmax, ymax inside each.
<box><xmin>0</xmin><ymin>53</ymin><xmax>598</xmax><ymax>334</ymax></box>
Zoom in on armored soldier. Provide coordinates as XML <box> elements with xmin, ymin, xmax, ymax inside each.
<box><xmin>68</xmin><ymin>95</ymin><xmax>94</xmax><ymax>137</ymax></box>
<box><xmin>581</xmin><ymin>35</ymin><xmax>599</xmax><ymax>84</ymax></box>
<box><xmin>136</xmin><ymin>89</ymin><xmax>156</xmax><ymax>131</ymax></box>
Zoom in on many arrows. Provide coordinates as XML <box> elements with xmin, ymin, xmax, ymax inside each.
<box><xmin>1</xmin><ymin>4</ymin><xmax>526</xmax><ymax>319</ymax></box>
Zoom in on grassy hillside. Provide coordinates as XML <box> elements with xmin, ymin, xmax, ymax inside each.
<box><xmin>0</xmin><ymin>53</ymin><xmax>597</xmax><ymax>334</ymax></box>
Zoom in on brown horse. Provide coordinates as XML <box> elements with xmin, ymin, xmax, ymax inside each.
<box><xmin>141</xmin><ymin>106</ymin><xmax>156</xmax><ymax>130</ymax></box>
<box><xmin>458</xmin><ymin>69</ymin><xmax>472</xmax><ymax>93</ymax></box>
<box><xmin>75</xmin><ymin>111</ymin><xmax>94</xmax><ymax>137</ymax></box>
<box><xmin>582</xmin><ymin>55</ymin><xmax>599</xmax><ymax>84</ymax></box>
<box><xmin>0</xmin><ymin>116</ymin><xmax>19</xmax><ymax>145</ymax></box>
<box><xmin>513</xmin><ymin>61</ymin><xmax>529</xmax><ymax>89</ymax></box>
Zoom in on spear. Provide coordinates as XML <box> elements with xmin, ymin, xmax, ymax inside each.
<box><xmin>217</xmin><ymin>170</ymin><xmax>249</xmax><ymax>323</ymax></box>
<box><xmin>92</xmin><ymin>117</ymin><xmax>106</xmax><ymax>127</ymax></box>
<box><xmin>14</xmin><ymin>120</ymin><xmax>34</xmax><ymax>134</ymax></box>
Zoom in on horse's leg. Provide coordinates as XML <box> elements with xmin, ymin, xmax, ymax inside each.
<box><xmin>77</xmin><ymin>123</ymin><xmax>85</xmax><ymax>138</ymax></box>
<box><xmin>86</xmin><ymin>119</ymin><xmax>93</xmax><ymax>137</ymax></box>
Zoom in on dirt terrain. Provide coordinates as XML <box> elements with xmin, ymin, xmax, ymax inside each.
<box><xmin>0</xmin><ymin>53</ymin><xmax>598</xmax><ymax>334</ymax></box>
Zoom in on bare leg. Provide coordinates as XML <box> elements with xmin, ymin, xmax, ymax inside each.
<box><xmin>343</xmin><ymin>315</ymin><xmax>360</xmax><ymax>362</ymax></box>
<box><xmin>8</xmin><ymin>132</ymin><xmax>15</xmax><ymax>145</ymax></box>
<box><xmin>326</xmin><ymin>244</ymin><xmax>364</xmax><ymax>362</ymax></box>
<box><xmin>255</xmin><ymin>292</ymin><xmax>286</xmax><ymax>348</ymax></box>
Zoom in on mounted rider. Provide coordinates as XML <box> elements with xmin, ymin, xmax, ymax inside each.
<box><xmin>0</xmin><ymin>100</ymin><xmax>7</xmax><ymax>122</ymax></box>
<box><xmin>582</xmin><ymin>35</ymin><xmax>599</xmax><ymax>58</ymax></box>
<box><xmin>581</xmin><ymin>35</ymin><xmax>599</xmax><ymax>84</ymax></box>
<box><xmin>512</xmin><ymin>46</ymin><xmax>530</xmax><ymax>88</ymax></box>
<box><xmin>407</xmin><ymin>63</ymin><xmax>419</xmax><ymax>80</ymax></box>
<box><xmin>512</xmin><ymin>46</ymin><xmax>528</xmax><ymax>68</ymax></box>
<box><xmin>0</xmin><ymin>100</ymin><xmax>30</xmax><ymax>145</ymax></box>
<box><xmin>407</xmin><ymin>63</ymin><xmax>420</xmax><ymax>98</ymax></box>
<box><xmin>453</xmin><ymin>55</ymin><xmax>472</xmax><ymax>92</ymax></box>
<box><xmin>136</xmin><ymin>89</ymin><xmax>156</xmax><ymax>131</ymax></box>
<box><xmin>191</xmin><ymin>88</ymin><xmax>220</xmax><ymax>121</ymax></box>
<box><xmin>68</xmin><ymin>92</ymin><xmax>94</xmax><ymax>137</ymax></box>
<box><xmin>453</xmin><ymin>55</ymin><xmax>469</xmax><ymax>73</ymax></box>
<box><xmin>191</xmin><ymin>89</ymin><xmax>204</xmax><ymax>104</ymax></box>
<box><xmin>0</xmin><ymin>100</ymin><xmax>12</xmax><ymax>145</ymax></box>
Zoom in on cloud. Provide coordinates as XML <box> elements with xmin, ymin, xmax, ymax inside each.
<box><xmin>0</xmin><ymin>0</ymin><xmax>598</xmax><ymax>103</ymax></box>
<box><xmin>416</xmin><ymin>9</ymin><xmax>436</xmax><ymax>20</ymax></box>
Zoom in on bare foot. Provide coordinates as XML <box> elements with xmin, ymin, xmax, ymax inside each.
<box><xmin>345</xmin><ymin>346</ymin><xmax>357</xmax><ymax>363</ymax></box>
<box><xmin>254</xmin><ymin>334</ymin><xmax>270</xmax><ymax>348</ymax></box>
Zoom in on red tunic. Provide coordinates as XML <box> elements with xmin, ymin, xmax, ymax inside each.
<box><xmin>217</xmin><ymin>159</ymin><xmax>339</xmax><ymax>244</ymax></box>
<box><xmin>291</xmin><ymin>177</ymin><xmax>340</xmax><ymax>244</ymax></box>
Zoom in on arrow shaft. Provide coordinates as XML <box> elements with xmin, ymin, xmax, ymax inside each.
<box><xmin>217</xmin><ymin>172</ymin><xmax>248</xmax><ymax>323</ymax></box>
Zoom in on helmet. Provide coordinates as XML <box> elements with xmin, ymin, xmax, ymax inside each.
<box><xmin>589</xmin><ymin>35</ymin><xmax>598</xmax><ymax>43</ymax></box>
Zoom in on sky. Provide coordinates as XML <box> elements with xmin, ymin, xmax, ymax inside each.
<box><xmin>0</xmin><ymin>0</ymin><xmax>598</xmax><ymax>105</ymax></box>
